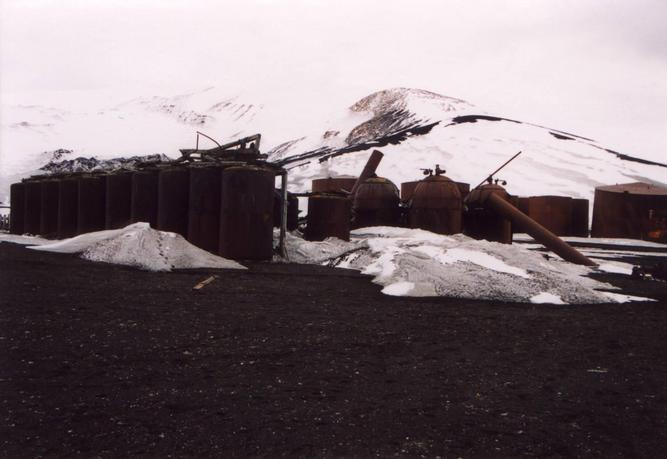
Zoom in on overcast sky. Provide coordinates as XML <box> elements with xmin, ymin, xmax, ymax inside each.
<box><xmin>1</xmin><ymin>0</ymin><xmax>666</xmax><ymax>161</ymax></box>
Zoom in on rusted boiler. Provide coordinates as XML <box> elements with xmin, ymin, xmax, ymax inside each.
<box><xmin>305</xmin><ymin>194</ymin><xmax>351</xmax><ymax>241</ymax></box>
<box><xmin>131</xmin><ymin>169</ymin><xmax>159</xmax><ymax>227</ymax></box>
<box><xmin>465</xmin><ymin>183</ymin><xmax>513</xmax><ymax>244</ymax></box>
<box><xmin>408</xmin><ymin>174</ymin><xmax>462</xmax><ymax>235</ymax></box>
<box><xmin>157</xmin><ymin>166</ymin><xmax>190</xmax><ymax>236</ymax></box>
<box><xmin>39</xmin><ymin>179</ymin><xmax>60</xmax><ymax>238</ymax></box>
<box><xmin>105</xmin><ymin>171</ymin><xmax>133</xmax><ymax>230</ymax></box>
<box><xmin>188</xmin><ymin>164</ymin><xmax>223</xmax><ymax>252</ymax></box>
<box><xmin>352</xmin><ymin>177</ymin><xmax>401</xmax><ymax>228</ymax></box>
<box><xmin>58</xmin><ymin>177</ymin><xmax>78</xmax><ymax>238</ymax></box>
<box><xmin>77</xmin><ymin>175</ymin><xmax>107</xmax><ymax>234</ymax></box>
<box><xmin>23</xmin><ymin>180</ymin><xmax>43</xmax><ymax>235</ymax></box>
<box><xmin>312</xmin><ymin>176</ymin><xmax>358</xmax><ymax>194</ymax></box>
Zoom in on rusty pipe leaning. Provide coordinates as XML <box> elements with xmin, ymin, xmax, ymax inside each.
<box><xmin>349</xmin><ymin>150</ymin><xmax>384</xmax><ymax>197</ymax></box>
<box><xmin>485</xmin><ymin>192</ymin><xmax>597</xmax><ymax>266</ymax></box>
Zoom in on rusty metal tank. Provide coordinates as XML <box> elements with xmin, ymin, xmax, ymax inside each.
<box><xmin>187</xmin><ymin>165</ymin><xmax>222</xmax><ymax>253</ymax></box>
<box><xmin>105</xmin><ymin>172</ymin><xmax>133</xmax><ymax>230</ymax></box>
<box><xmin>23</xmin><ymin>180</ymin><xmax>43</xmax><ymax>235</ymax></box>
<box><xmin>312</xmin><ymin>176</ymin><xmax>358</xmax><ymax>194</ymax></box>
<box><xmin>219</xmin><ymin>165</ymin><xmax>275</xmax><ymax>260</ymax></box>
<box><xmin>571</xmin><ymin>198</ymin><xmax>589</xmax><ymax>237</ymax></box>
<box><xmin>464</xmin><ymin>183</ymin><xmax>513</xmax><ymax>244</ymax></box>
<box><xmin>131</xmin><ymin>169</ymin><xmax>159</xmax><ymax>227</ymax></box>
<box><xmin>402</xmin><ymin>180</ymin><xmax>470</xmax><ymax>203</ymax></box>
<box><xmin>352</xmin><ymin>177</ymin><xmax>400</xmax><ymax>228</ymax></box>
<box><xmin>273</xmin><ymin>191</ymin><xmax>299</xmax><ymax>231</ymax></box>
<box><xmin>39</xmin><ymin>179</ymin><xmax>60</xmax><ymax>238</ymax></box>
<box><xmin>77</xmin><ymin>175</ymin><xmax>107</xmax><ymax>234</ymax></box>
<box><xmin>591</xmin><ymin>182</ymin><xmax>667</xmax><ymax>242</ymax></box>
<box><xmin>157</xmin><ymin>166</ymin><xmax>190</xmax><ymax>236</ymax></box>
<box><xmin>9</xmin><ymin>182</ymin><xmax>25</xmax><ymax>235</ymax></box>
<box><xmin>525</xmin><ymin>196</ymin><xmax>573</xmax><ymax>236</ymax></box>
<box><xmin>305</xmin><ymin>194</ymin><xmax>351</xmax><ymax>241</ymax></box>
<box><xmin>408</xmin><ymin>175</ymin><xmax>462</xmax><ymax>234</ymax></box>
<box><xmin>57</xmin><ymin>177</ymin><xmax>78</xmax><ymax>238</ymax></box>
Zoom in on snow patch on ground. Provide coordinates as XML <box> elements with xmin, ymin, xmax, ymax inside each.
<box><xmin>29</xmin><ymin>223</ymin><xmax>245</xmax><ymax>272</ymax></box>
<box><xmin>0</xmin><ymin>233</ymin><xmax>51</xmax><ymax>246</ymax></box>
<box><xmin>283</xmin><ymin>226</ymin><xmax>654</xmax><ymax>303</ymax></box>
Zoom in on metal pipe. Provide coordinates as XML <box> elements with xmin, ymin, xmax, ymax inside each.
<box><xmin>279</xmin><ymin>170</ymin><xmax>289</xmax><ymax>260</ymax></box>
<box><xmin>472</xmin><ymin>151</ymin><xmax>522</xmax><ymax>191</ymax></box>
<box><xmin>349</xmin><ymin>149</ymin><xmax>384</xmax><ymax>197</ymax></box>
<box><xmin>485</xmin><ymin>192</ymin><xmax>596</xmax><ymax>266</ymax></box>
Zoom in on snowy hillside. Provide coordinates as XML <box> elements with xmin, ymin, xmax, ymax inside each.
<box><xmin>1</xmin><ymin>86</ymin><xmax>666</xmax><ymax>207</ymax></box>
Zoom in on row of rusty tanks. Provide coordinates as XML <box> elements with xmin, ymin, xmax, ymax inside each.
<box><xmin>9</xmin><ymin>162</ymin><xmax>291</xmax><ymax>261</ymax></box>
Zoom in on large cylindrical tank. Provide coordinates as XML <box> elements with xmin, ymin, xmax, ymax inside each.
<box><xmin>131</xmin><ymin>169</ymin><xmax>159</xmax><ymax>227</ymax></box>
<box><xmin>23</xmin><ymin>180</ymin><xmax>43</xmax><ymax>235</ymax></box>
<box><xmin>105</xmin><ymin>172</ymin><xmax>133</xmax><ymax>230</ymax></box>
<box><xmin>39</xmin><ymin>179</ymin><xmax>60</xmax><ymax>238</ymax></box>
<box><xmin>57</xmin><ymin>178</ymin><xmax>78</xmax><ymax>238</ymax></box>
<box><xmin>571</xmin><ymin>198</ymin><xmax>589</xmax><ymax>237</ymax></box>
<box><xmin>219</xmin><ymin>166</ymin><xmax>275</xmax><ymax>260</ymax></box>
<box><xmin>187</xmin><ymin>165</ymin><xmax>222</xmax><ymax>253</ymax></box>
<box><xmin>305</xmin><ymin>194</ymin><xmax>351</xmax><ymax>241</ymax></box>
<box><xmin>77</xmin><ymin>175</ymin><xmax>106</xmax><ymax>234</ymax></box>
<box><xmin>9</xmin><ymin>182</ymin><xmax>25</xmax><ymax>235</ymax></box>
<box><xmin>525</xmin><ymin>196</ymin><xmax>572</xmax><ymax>236</ymax></box>
<box><xmin>273</xmin><ymin>191</ymin><xmax>299</xmax><ymax>231</ymax></box>
<box><xmin>312</xmin><ymin>176</ymin><xmax>358</xmax><ymax>194</ymax></box>
<box><xmin>464</xmin><ymin>183</ymin><xmax>513</xmax><ymax>244</ymax></box>
<box><xmin>408</xmin><ymin>175</ymin><xmax>462</xmax><ymax>235</ymax></box>
<box><xmin>591</xmin><ymin>182</ymin><xmax>667</xmax><ymax>241</ymax></box>
<box><xmin>352</xmin><ymin>177</ymin><xmax>400</xmax><ymax>228</ymax></box>
<box><xmin>157</xmin><ymin>166</ymin><xmax>190</xmax><ymax>236</ymax></box>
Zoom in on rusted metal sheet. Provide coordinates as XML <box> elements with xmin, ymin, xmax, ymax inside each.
<box><xmin>187</xmin><ymin>165</ymin><xmax>222</xmax><ymax>253</ymax></box>
<box><xmin>131</xmin><ymin>169</ymin><xmax>159</xmax><ymax>227</ymax></box>
<box><xmin>485</xmin><ymin>192</ymin><xmax>596</xmax><ymax>266</ymax></box>
<box><xmin>157</xmin><ymin>167</ymin><xmax>190</xmax><ymax>236</ymax></box>
<box><xmin>464</xmin><ymin>184</ymin><xmax>513</xmax><ymax>244</ymax></box>
<box><xmin>219</xmin><ymin>166</ymin><xmax>275</xmax><ymax>260</ymax></box>
<box><xmin>23</xmin><ymin>180</ymin><xmax>42</xmax><ymax>235</ymax></box>
<box><xmin>305</xmin><ymin>194</ymin><xmax>351</xmax><ymax>241</ymax></box>
<box><xmin>57</xmin><ymin>178</ymin><xmax>78</xmax><ymax>238</ymax></box>
<box><xmin>408</xmin><ymin>175</ymin><xmax>462</xmax><ymax>235</ymax></box>
<box><xmin>591</xmin><ymin>182</ymin><xmax>667</xmax><ymax>241</ymax></box>
<box><xmin>517</xmin><ymin>197</ymin><xmax>530</xmax><ymax>215</ymax></box>
<box><xmin>105</xmin><ymin>172</ymin><xmax>133</xmax><ymax>230</ymax></box>
<box><xmin>352</xmin><ymin>177</ymin><xmax>401</xmax><ymax>228</ymax></box>
<box><xmin>39</xmin><ymin>179</ymin><xmax>60</xmax><ymax>239</ymax></box>
<box><xmin>9</xmin><ymin>182</ymin><xmax>25</xmax><ymax>235</ymax></box>
<box><xmin>525</xmin><ymin>196</ymin><xmax>572</xmax><ymax>236</ymax></box>
<box><xmin>273</xmin><ymin>191</ymin><xmax>299</xmax><ymax>231</ymax></box>
<box><xmin>571</xmin><ymin>198</ymin><xmax>589</xmax><ymax>237</ymax></box>
<box><xmin>77</xmin><ymin>175</ymin><xmax>106</xmax><ymax>234</ymax></box>
<box><xmin>312</xmin><ymin>177</ymin><xmax>358</xmax><ymax>194</ymax></box>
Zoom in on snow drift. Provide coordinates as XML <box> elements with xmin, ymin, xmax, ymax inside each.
<box><xmin>28</xmin><ymin>222</ymin><xmax>245</xmax><ymax>272</ymax></box>
<box><xmin>283</xmin><ymin>227</ymin><xmax>653</xmax><ymax>304</ymax></box>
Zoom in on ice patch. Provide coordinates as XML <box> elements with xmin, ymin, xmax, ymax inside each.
<box><xmin>30</xmin><ymin>222</ymin><xmax>246</xmax><ymax>272</ymax></box>
<box><xmin>382</xmin><ymin>281</ymin><xmax>415</xmax><ymax>296</ymax></box>
<box><xmin>599</xmin><ymin>292</ymin><xmax>656</xmax><ymax>303</ymax></box>
<box><xmin>0</xmin><ymin>233</ymin><xmax>51</xmax><ymax>246</ymax></box>
<box><xmin>595</xmin><ymin>262</ymin><xmax>634</xmax><ymax>275</ymax></box>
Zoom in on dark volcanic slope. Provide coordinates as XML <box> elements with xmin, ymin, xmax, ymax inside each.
<box><xmin>1</xmin><ymin>242</ymin><xmax>666</xmax><ymax>457</ymax></box>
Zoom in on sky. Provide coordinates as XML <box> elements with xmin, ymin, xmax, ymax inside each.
<box><xmin>1</xmin><ymin>0</ymin><xmax>666</xmax><ymax>161</ymax></box>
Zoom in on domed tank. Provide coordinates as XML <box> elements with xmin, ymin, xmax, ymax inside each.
<box><xmin>312</xmin><ymin>176</ymin><xmax>358</xmax><ymax>194</ymax></box>
<box><xmin>157</xmin><ymin>166</ymin><xmax>190</xmax><ymax>236</ymax></box>
<box><xmin>464</xmin><ymin>183</ymin><xmax>512</xmax><ymax>244</ymax></box>
<box><xmin>57</xmin><ymin>177</ymin><xmax>79</xmax><ymax>238</ymax></box>
<box><xmin>9</xmin><ymin>182</ymin><xmax>25</xmax><ymax>235</ymax></box>
<box><xmin>77</xmin><ymin>175</ymin><xmax>106</xmax><ymax>234</ymax></box>
<box><xmin>408</xmin><ymin>174</ymin><xmax>462</xmax><ymax>235</ymax></box>
<box><xmin>187</xmin><ymin>164</ymin><xmax>223</xmax><ymax>253</ymax></box>
<box><xmin>305</xmin><ymin>194</ymin><xmax>351</xmax><ymax>241</ymax></box>
<box><xmin>39</xmin><ymin>179</ymin><xmax>60</xmax><ymax>239</ymax></box>
<box><xmin>105</xmin><ymin>171</ymin><xmax>133</xmax><ymax>230</ymax></box>
<box><xmin>219</xmin><ymin>165</ymin><xmax>275</xmax><ymax>260</ymax></box>
<box><xmin>352</xmin><ymin>177</ymin><xmax>400</xmax><ymax>228</ymax></box>
<box><xmin>23</xmin><ymin>179</ymin><xmax>43</xmax><ymax>235</ymax></box>
<box><xmin>402</xmin><ymin>180</ymin><xmax>470</xmax><ymax>203</ymax></box>
<box><xmin>130</xmin><ymin>169</ymin><xmax>159</xmax><ymax>227</ymax></box>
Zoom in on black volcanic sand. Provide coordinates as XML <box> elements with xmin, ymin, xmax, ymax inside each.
<box><xmin>1</xmin><ymin>242</ymin><xmax>666</xmax><ymax>457</ymax></box>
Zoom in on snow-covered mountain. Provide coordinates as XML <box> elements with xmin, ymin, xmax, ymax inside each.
<box><xmin>1</xmin><ymin>86</ymin><xmax>665</xmax><ymax>207</ymax></box>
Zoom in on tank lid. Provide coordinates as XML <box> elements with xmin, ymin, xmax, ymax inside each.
<box><xmin>596</xmin><ymin>182</ymin><xmax>667</xmax><ymax>196</ymax></box>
